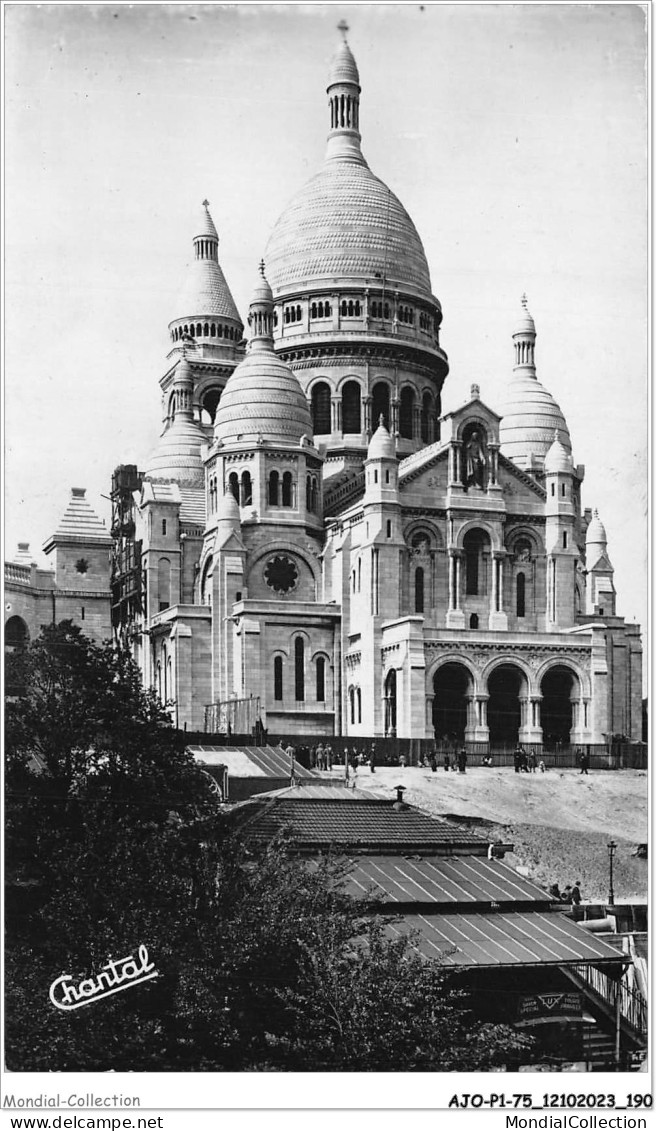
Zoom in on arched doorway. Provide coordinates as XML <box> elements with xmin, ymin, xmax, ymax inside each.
<box><xmin>432</xmin><ymin>663</ymin><xmax>471</xmax><ymax>744</ymax></box>
<box><xmin>487</xmin><ymin>664</ymin><xmax>524</xmax><ymax>746</ymax></box>
<box><xmin>541</xmin><ymin>666</ymin><xmax>577</xmax><ymax>747</ymax></box>
<box><xmin>463</xmin><ymin>528</ymin><xmax>490</xmax><ymax>596</ymax></box>
<box><xmin>5</xmin><ymin>615</ymin><xmax>30</xmax><ymax>652</ymax></box>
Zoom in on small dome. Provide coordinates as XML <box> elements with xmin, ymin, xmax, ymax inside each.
<box><xmin>145</xmin><ymin>418</ymin><xmax>205</xmax><ymax>484</ymax></box>
<box><xmin>194</xmin><ymin>200</ymin><xmax>219</xmax><ymax>241</ymax></box>
<box><xmin>251</xmin><ymin>260</ymin><xmax>274</xmax><ymax>304</ymax></box>
<box><xmin>499</xmin><ymin>374</ymin><xmax>571</xmax><ymax>468</ymax></box>
<box><xmin>544</xmin><ymin>430</ymin><xmax>573</xmax><ymax>473</ymax></box>
<box><xmin>514</xmin><ymin>294</ymin><xmax>536</xmax><ymax>335</ymax></box>
<box><xmin>328</xmin><ymin>40</ymin><xmax>360</xmax><ymax>87</ymax></box>
<box><xmin>586</xmin><ymin>510</ymin><xmax>607</xmax><ymax>546</ymax></box>
<box><xmin>367</xmin><ymin>418</ymin><xmax>396</xmax><ymax>460</ymax></box>
<box><xmin>214</xmin><ymin>353</ymin><xmax>312</xmax><ymax>447</ymax></box>
<box><xmin>216</xmin><ymin>490</ymin><xmax>240</xmax><ymax>523</ymax></box>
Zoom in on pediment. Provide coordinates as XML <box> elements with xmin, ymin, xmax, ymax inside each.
<box><xmin>497</xmin><ymin>454</ymin><xmax>547</xmax><ymax>501</ymax></box>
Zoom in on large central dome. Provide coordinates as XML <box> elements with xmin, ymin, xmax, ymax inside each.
<box><xmin>265</xmin><ymin>162</ymin><xmax>432</xmax><ymax>297</ymax></box>
<box><xmin>264</xmin><ymin>35</ymin><xmax>433</xmax><ymax>301</ymax></box>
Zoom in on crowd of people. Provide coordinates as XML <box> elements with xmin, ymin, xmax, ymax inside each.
<box><xmin>280</xmin><ymin>738</ymin><xmax>593</xmax><ymax>778</ymax></box>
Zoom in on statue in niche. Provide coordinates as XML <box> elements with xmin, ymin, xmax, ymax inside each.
<box><xmin>464</xmin><ymin>429</ymin><xmax>487</xmax><ymax>489</ymax></box>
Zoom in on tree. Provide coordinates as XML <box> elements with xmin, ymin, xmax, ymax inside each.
<box><xmin>6</xmin><ymin>622</ymin><xmax>531</xmax><ymax>1071</ymax></box>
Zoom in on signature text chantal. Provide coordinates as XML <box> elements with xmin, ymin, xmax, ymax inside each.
<box><xmin>49</xmin><ymin>945</ymin><xmax>158</xmax><ymax>1011</ymax></box>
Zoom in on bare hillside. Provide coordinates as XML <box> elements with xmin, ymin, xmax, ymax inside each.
<box><xmin>352</xmin><ymin>766</ymin><xmax>648</xmax><ymax>902</ymax></box>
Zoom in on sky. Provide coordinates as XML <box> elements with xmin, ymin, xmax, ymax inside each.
<box><xmin>3</xmin><ymin>2</ymin><xmax>648</xmax><ymax>673</ymax></box>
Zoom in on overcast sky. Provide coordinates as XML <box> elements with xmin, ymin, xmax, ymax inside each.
<box><xmin>4</xmin><ymin>3</ymin><xmax>648</xmax><ymax>670</ymax></box>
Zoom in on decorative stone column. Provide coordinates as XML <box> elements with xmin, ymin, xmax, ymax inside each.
<box><xmin>521</xmin><ymin>694</ymin><xmax>543</xmax><ymax>743</ymax></box>
<box><xmin>363</xmin><ymin>395</ymin><xmax>373</xmax><ymax>435</ymax></box>
<box><xmin>425</xmin><ymin>694</ymin><xmax>434</xmax><ymax>733</ymax></box>
<box><xmin>489</xmin><ymin>553</ymin><xmax>508</xmax><ymax>630</ymax></box>
<box><xmin>472</xmin><ymin>694</ymin><xmax>490</xmax><ymax>742</ymax></box>
<box><xmin>446</xmin><ymin>550</ymin><xmax>465</xmax><ymax>628</ymax></box>
<box><xmin>331</xmin><ymin>396</ymin><xmax>340</xmax><ymax>434</ymax></box>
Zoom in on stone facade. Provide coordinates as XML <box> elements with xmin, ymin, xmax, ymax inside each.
<box><xmin>41</xmin><ymin>33</ymin><xmax>641</xmax><ymax>747</ymax></box>
<box><xmin>5</xmin><ymin>490</ymin><xmax>112</xmax><ymax>650</ymax></box>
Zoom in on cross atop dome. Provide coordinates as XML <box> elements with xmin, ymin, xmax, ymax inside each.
<box><xmin>521</xmin><ymin>293</ymin><xmax>528</xmax><ymax>309</ymax></box>
<box><xmin>202</xmin><ymin>198</ymin><xmax>210</xmax><ymax>209</ymax></box>
<box><xmin>259</xmin><ymin>258</ymin><xmax>266</xmax><ymax>276</ymax></box>
<box><xmin>337</xmin><ymin>19</ymin><xmax>349</xmax><ymax>41</ymax></box>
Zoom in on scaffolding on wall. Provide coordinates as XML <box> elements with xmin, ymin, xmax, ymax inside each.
<box><xmin>110</xmin><ymin>464</ymin><xmax>144</xmax><ymax>648</ymax></box>
<box><xmin>205</xmin><ymin>696</ymin><xmax>263</xmax><ymax>738</ymax></box>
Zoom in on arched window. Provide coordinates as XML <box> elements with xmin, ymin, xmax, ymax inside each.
<box><xmin>311</xmin><ymin>382</ymin><xmax>331</xmax><ymax>435</ymax></box>
<box><xmin>158</xmin><ymin>558</ymin><xmax>171</xmax><ymax>611</ymax></box>
<box><xmin>294</xmin><ymin>637</ymin><xmax>305</xmax><ymax>701</ymax></box>
<box><xmin>349</xmin><ymin>686</ymin><xmax>355</xmax><ymax>725</ymax></box>
<box><xmin>203</xmin><ymin>322</ymin><xmax>209</xmax><ymax>336</ymax></box>
<box><xmin>229</xmin><ymin>472</ymin><xmax>239</xmax><ymax>502</ymax></box>
<box><xmin>342</xmin><ymin>380</ymin><xmax>361</xmax><ymax>433</ymax></box>
<box><xmin>210</xmin><ymin>323</ymin><xmax>216</xmax><ymax>337</ymax></box>
<box><xmin>399</xmin><ymin>387</ymin><xmax>415</xmax><ymax>439</ymax></box>
<box><xmin>348</xmin><ymin>300</ymin><xmax>354</xmax><ymax>317</ymax></box>
<box><xmin>196</xmin><ymin>323</ymin><xmax>202</xmax><ymax>336</ymax></box>
<box><xmin>469</xmin><ymin>613</ymin><xmax>479</xmax><ymax>629</ymax></box>
<box><xmin>311</xmin><ymin>303</ymin><xmax>317</xmax><ymax>318</ymax></box>
<box><xmin>357</xmin><ymin>687</ymin><xmax>362</xmax><ymax>723</ymax></box>
<box><xmin>372</xmin><ymin>382</ymin><xmax>390</xmax><ymax>429</ymax></box>
<box><xmin>268</xmin><ymin>470</ymin><xmax>279</xmax><ymax>506</ymax></box>
<box><xmin>517</xmin><ymin>573</ymin><xmax>526</xmax><ymax>618</ymax></box>
<box><xmin>421</xmin><ymin>391</ymin><xmax>433</xmax><ymax>444</ymax></box>
<box><xmin>241</xmin><ymin>470</ymin><xmax>252</xmax><ymax>506</ymax></box>
<box><xmin>202</xmin><ymin>387</ymin><xmax>221</xmax><ymax>423</ymax></box>
<box><xmin>310</xmin><ymin>477</ymin><xmax>318</xmax><ymax>513</ymax></box>
<box><xmin>217</xmin><ymin>324</ymin><xmax>223</xmax><ymax>337</ymax></box>
<box><xmin>464</xmin><ymin>529</ymin><xmax>489</xmax><ymax>596</ymax></box>
<box><xmin>306</xmin><ymin>474</ymin><xmax>312</xmax><ymax>511</ymax></box>
<box><xmin>316</xmin><ymin>656</ymin><xmax>326</xmax><ymax>702</ymax></box>
<box><xmin>274</xmin><ymin>656</ymin><xmax>283</xmax><ymax>701</ymax></box>
<box><xmin>341</xmin><ymin>300</ymin><xmax>347</xmax><ymax>317</ymax></box>
<box><xmin>415</xmin><ymin>567</ymin><xmax>425</xmax><ymax>613</ymax></box>
<box><xmin>384</xmin><ymin>669</ymin><xmax>397</xmax><ymax>735</ymax></box>
<box><xmin>357</xmin><ymin>557</ymin><xmax>361</xmax><ymax>591</ymax></box>
<box><xmin>282</xmin><ymin>471</ymin><xmax>294</xmax><ymax>507</ymax></box>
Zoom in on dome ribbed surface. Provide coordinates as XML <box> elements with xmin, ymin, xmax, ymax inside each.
<box><xmin>586</xmin><ymin>512</ymin><xmax>607</xmax><ymax>545</ymax></box>
<box><xmin>499</xmin><ymin>375</ymin><xmax>571</xmax><ymax>468</ymax></box>
<box><xmin>265</xmin><ymin>162</ymin><xmax>432</xmax><ymax>297</ymax></box>
<box><xmin>194</xmin><ymin>204</ymin><xmax>219</xmax><ymax>241</ymax></box>
<box><xmin>173</xmin><ymin>257</ymin><xmax>242</xmax><ymax>324</ymax></box>
<box><xmin>328</xmin><ymin>41</ymin><xmax>360</xmax><ymax>86</ymax></box>
<box><xmin>214</xmin><ymin>351</ymin><xmax>313</xmax><ymax>446</ymax></box>
<box><xmin>145</xmin><ymin>419</ymin><xmax>205</xmax><ymax>483</ymax></box>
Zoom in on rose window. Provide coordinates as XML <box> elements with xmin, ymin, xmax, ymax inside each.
<box><xmin>264</xmin><ymin>555</ymin><xmax>298</xmax><ymax>594</ymax></box>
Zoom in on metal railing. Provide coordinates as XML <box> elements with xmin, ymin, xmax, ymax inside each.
<box><xmin>571</xmin><ymin>963</ymin><xmax>648</xmax><ymax>1037</ymax></box>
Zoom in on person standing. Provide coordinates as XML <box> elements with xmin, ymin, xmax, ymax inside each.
<box><xmin>443</xmin><ymin>750</ymin><xmax>451</xmax><ymax>772</ymax></box>
<box><xmin>316</xmin><ymin>742</ymin><xmax>325</xmax><ymax>772</ymax></box>
<box><xmin>457</xmin><ymin>748</ymin><xmax>467</xmax><ymax>774</ymax></box>
<box><xmin>571</xmin><ymin>881</ymin><xmax>582</xmax><ymax>905</ymax></box>
<box><xmin>579</xmin><ymin>749</ymin><xmax>590</xmax><ymax>775</ymax></box>
<box><xmin>325</xmin><ymin>743</ymin><xmax>333</xmax><ymax>772</ymax></box>
<box><xmin>369</xmin><ymin>746</ymin><xmax>376</xmax><ymax>773</ymax></box>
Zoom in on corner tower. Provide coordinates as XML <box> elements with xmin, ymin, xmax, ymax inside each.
<box><xmin>264</xmin><ymin>26</ymin><xmax>448</xmax><ymax>474</ymax></box>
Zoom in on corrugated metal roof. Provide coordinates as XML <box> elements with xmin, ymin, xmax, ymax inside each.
<box><xmin>240</xmin><ymin>797</ymin><xmax>488</xmax><ymax>852</ymax></box>
<box><xmin>189</xmin><ymin>745</ymin><xmax>317</xmax><ymax>780</ymax></box>
<box><xmin>342</xmin><ymin>856</ymin><xmax>551</xmax><ymax>905</ymax></box>
<box><xmin>387</xmin><ymin>912</ymin><xmax>626</xmax><ymax>968</ymax></box>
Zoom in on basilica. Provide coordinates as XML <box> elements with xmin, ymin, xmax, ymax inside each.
<box><xmin>72</xmin><ymin>34</ymin><xmax>642</xmax><ymax>744</ymax></box>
